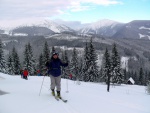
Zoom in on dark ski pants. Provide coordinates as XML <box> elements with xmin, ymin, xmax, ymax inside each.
<box><xmin>50</xmin><ymin>75</ymin><xmax>61</xmax><ymax>91</ymax></box>
<box><xmin>23</xmin><ymin>76</ymin><xmax>28</xmax><ymax>80</ymax></box>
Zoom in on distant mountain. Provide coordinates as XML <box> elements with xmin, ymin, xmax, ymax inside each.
<box><xmin>78</xmin><ymin>19</ymin><xmax>124</xmax><ymax>37</ymax></box>
<box><xmin>10</xmin><ymin>20</ymin><xmax>75</xmax><ymax>36</ymax></box>
<box><xmin>112</xmin><ymin>20</ymin><xmax>150</xmax><ymax>39</ymax></box>
<box><xmin>1</xmin><ymin>19</ymin><xmax>150</xmax><ymax>39</ymax></box>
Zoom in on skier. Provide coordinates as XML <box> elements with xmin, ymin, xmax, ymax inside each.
<box><xmin>69</xmin><ymin>74</ymin><xmax>73</xmax><ymax>80</ymax></box>
<box><xmin>46</xmin><ymin>52</ymin><xmax>68</xmax><ymax>98</ymax></box>
<box><xmin>23</xmin><ymin>68</ymin><xmax>29</xmax><ymax>80</ymax></box>
<box><xmin>37</xmin><ymin>70</ymin><xmax>41</xmax><ymax>76</ymax></box>
<box><xmin>20</xmin><ymin>69</ymin><xmax>23</xmax><ymax>78</ymax></box>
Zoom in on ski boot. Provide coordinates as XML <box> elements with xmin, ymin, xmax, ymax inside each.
<box><xmin>51</xmin><ymin>89</ymin><xmax>55</xmax><ymax>96</ymax></box>
<box><xmin>57</xmin><ymin>91</ymin><xmax>61</xmax><ymax>99</ymax></box>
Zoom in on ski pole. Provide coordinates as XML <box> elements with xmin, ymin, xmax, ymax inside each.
<box><xmin>66</xmin><ymin>78</ymin><xmax>69</xmax><ymax>93</ymax></box>
<box><xmin>39</xmin><ymin>75</ymin><xmax>45</xmax><ymax>96</ymax></box>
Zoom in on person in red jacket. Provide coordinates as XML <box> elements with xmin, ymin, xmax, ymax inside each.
<box><xmin>23</xmin><ymin>68</ymin><xmax>29</xmax><ymax>80</ymax></box>
<box><xmin>37</xmin><ymin>70</ymin><xmax>41</xmax><ymax>76</ymax></box>
<box><xmin>69</xmin><ymin>74</ymin><xmax>73</xmax><ymax>80</ymax></box>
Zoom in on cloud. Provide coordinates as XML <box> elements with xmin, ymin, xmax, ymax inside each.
<box><xmin>68</xmin><ymin>0</ymin><xmax>122</xmax><ymax>12</ymax></box>
<box><xmin>0</xmin><ymin>0</ymin><xmax>123</xmax><ymax>28</ymax></box>
<box><xmin>0</xmin><ymin>0</ymin><xmax>122</xmax><ymax>19</ymax></box>
<box><xmin>0</xmin><ymin>0</ymin><xmax>72</xmax><ymax>19</ymax></box>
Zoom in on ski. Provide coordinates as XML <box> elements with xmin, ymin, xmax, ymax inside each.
<box><xmin>51</xmin><ymin>93</ymin><xmax>67</xmax><ymax>103</ymax></box>
<box><xmin>54</xmin><ymin>96</ymin><xmax>67</xmax><ymax>103</ymax></box>
<box><xmin>59</xmin><ymin>97</ymin><xmax>68</xmax><ymax>103</ymax></box>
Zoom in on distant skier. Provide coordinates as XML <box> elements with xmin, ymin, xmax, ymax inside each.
<box><xmin>20</xmin><ymin>69</ymin><xmax>23</xmax><ymax>78</ymax></box>
<box><xmin>23</xmin><ymin>68</ymin><xmax>29</xmax><ymax>80</ymax></box>
<box><xmin>46</xmin><ymin>52</ymin><xmax>68</xmax><ymax>98</ymax></box>
<box><xmin>37</xmin><ymin>70</ymin><xmax>41</xmax><ymax>76</ymax></box>
<box><xmin>69</xmin><ymin>74</ymin><xmax>73</xmax><ymax>80</ymax></box>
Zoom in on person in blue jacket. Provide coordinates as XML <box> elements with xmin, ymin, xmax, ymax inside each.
<box><xmin>46</xmin><ymin>52</ymin><xmax>68</xmax><ymax>98</ymax></box>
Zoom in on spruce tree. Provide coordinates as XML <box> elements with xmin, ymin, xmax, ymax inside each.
<box><xmin>38</xmin><ymin>53</ymin><xmax>45</xmax><ymax>75</ymax></box>
<box><xmin>138</xmin><ymin>67</ymin><xmax>144</xmax><ymax>85</ymax></box>
<box><xmin>87</xmin><ymin>38</ymin><xmax>99</xmax><ymax>82</ymax></box>
<box><xmin>102</xmin><ymin>48</ymin><xmax>111</xmax><ymax>84</ymax></box>
<box><xmin>51</xmin><ymin>46</ymin><xmax>55</xmax><ymax>54</ymax></box>
<box><xmin>82</xmin><ymin>41</ymin><xmax>90</xmax><ymax>82</ymax></box>
<box><xmin>133</xmin><ymin>71</ymin><xmax>138</xmax><ymax>85</ymax></box>
<box><xmin>43</xmin><ymin>41</ymin><xmax>50</xmax><ymax>64</ymax></box>
<box><xmin>0</xmin><ymin>39</ymin><xmax>7</xmax><ymax>73</ymax></box>
<box><xmin>28</xmin><ymin>43</ymin><xmax>36</xmax><ymax>75</ymax></box>
<box><xmin>123</xmin><ymin>69</ymin><xmax>127</xmax><ymax>83</ymax></box>
<box><xmin>70</xmin><ymin>47</ymin><xmax>79</xmax><ymax>80</ymax></box>
<box><xmin>23</xmin><ymin>43</ymin><xmax>36</xmax><ymax>75</ymax></box>
<box><xmin>61</xmin><ymin>50</ymin><xmax>69</xmax><ymax>79</ymax></box>
<box><xmin>111</xmin><ymin>43</ymin><xmax>123</xmax><ymax>84</ymax></box>
<box><xmin>78</xmin><ymin>58</ymin><xmax>84</xmax><ymax>81</ymax></box>
<box><xmin>12</xmin><ymin>47</ymin><xmax>21</xmax><ymax>75</ymax></box>
<box><xmin>144</xmin><ymin>71</ymin><xmax>148</xmax><ymax>86</ymax></box>
<box><xmin>102</xmin><ymin>48</ymin><xmax>112</xmax><ymax>92</ymax></box>
<box><xmin>7</xmin><ymin>54</ymin><xmax>14</xmax><ymax>75</ymax></box>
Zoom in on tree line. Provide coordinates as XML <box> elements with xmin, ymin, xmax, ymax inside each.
<box><xmin>0</xmin><ymin>39</ymin><xmax>149</xmax><ymax>86</ymax></box>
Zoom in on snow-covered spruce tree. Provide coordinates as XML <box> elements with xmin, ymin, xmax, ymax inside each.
<box><xmin>12</xmin><ymin>47</ymin><xmax>21</xmax><ymax>75</ymax></box>
<box><xmin>23</xmin><ymin>43</ymin><xmax>36</xmax><ymax>75</ymax></box>
<box><xmin>61</xmin><ymin>49</ymin><xmax>70</xmax><ymax>79</ymax></box>
<box><xmin>38</xmin><ymin>53</ymin><xmax>45</xmax><ymax>75</ymax></box>
<box><xmin>87</xmin><ymin>38</ymin><xmax>99</xmax><ymax>82</ymax></box>
<box><xmin>123</xmin><ymin>69</ymin><xmax>127</xmax><ymax>83</ymax></box>
<box><xmin>7</xmin><ymin>54</ymin><xmax>14</xmax><ymax>75</ymax></box>
<box><xmin>102</xmin><ymin>48</ymin><xmax>111</xmax><ymax>84</ymax></box>
<box><xmin>70</xmin><ymin>47</ymin><xmax>79</xmax><ymax>80</ymax></box>
<box><xmin>51</xmin><ymin>46</ymin><xmax>55</xmax><ymax>55</ymax></box>
<box><xmin>82</xmin><ymin>41</ymin><xmax>90</xmax><ymax>82</ymax></box>
<box><xmin>43</xmin><ymin>41</ymin><xmax>50</xmax><ymax>64</ymax></box>
<box><xmin>78</xmin><ymin>58</ymin><xmax>84</xmax><ymax>81</ymax></box>
<box><xmin>111</xmin><ymin>43</ymin><xmax>124</xmax><ymax>84</ymax></box>
<box><xmin>0</xmin><ymin>39</ymin><xmax>7</xmax><ymax>73</ymax></box>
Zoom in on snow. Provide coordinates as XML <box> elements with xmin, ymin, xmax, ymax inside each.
<box><xmin>139</xmin><ymin>26</ymin><xmax>150</xmax><ymax>30</ymax></box>
<box><xmin>13</xmin><ymin>33</ymin><xmax>28</xmax><ymax>36</ymax></box>
<box><xmin>80</xmin><ymin>19</ymin><xmax>120</xmax><ymax>33</ymax></box>
<box><xmin>0</xmin><ymin>73</ymin><xmax>150</xmax><ymax>113</ymax></box>
<box><xmin>45</xmin><ymin>34</ymin><xmax>80</xmax><ymax>40</ymax></box>
<box><xmin>121</xmin><ymin>56</ymin><xmax>129</xmax><ymax>71</ymax></box>
<box><xmin>139</xmin><ymin>33</ymin><xmax>150</xmax><ymax>40</ymax></box>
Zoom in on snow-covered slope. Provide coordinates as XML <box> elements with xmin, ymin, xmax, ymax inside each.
<box><xmin>79</xmin><ymin>19</ymin><xmax>124</xmax><ymax>37</ymax></box>
<box><xmin>112</xmin><ymin>20</ymin><xmax>150</xmax><ymax>39</ymax></box>
<box><xmin>10</xmin><ymin>20</ymin><xmax>75</xmax><ymax>36</ymax></box>
<box><xmin>41</xmin><ymin>20</ymin><xmax>75</xmax><ymax>33</ymax></box>
<box><xmin>0</xmin><ymin>73</ymin><xmax>149</xmax><ymax>113</ymax></box>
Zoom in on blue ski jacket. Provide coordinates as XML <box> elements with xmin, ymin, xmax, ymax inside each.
<box><xmin>46</xmin><ymin>58</ymin><xmax>68</xmax><ymax>77</ymax></box>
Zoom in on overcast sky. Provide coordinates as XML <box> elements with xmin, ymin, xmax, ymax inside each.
<box><xmin>0</xmin><ymin>0</ymin><xmax>150</xmax><ymax>28</ymax></box>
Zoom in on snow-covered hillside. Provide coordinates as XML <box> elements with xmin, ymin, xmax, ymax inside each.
<box><xmin>41</xmin><ymin>20</ymin><xmax>74</xmax><ymax>33</ymax></box>
<box><xmin>11</xmin><ymin>20</ymin><xmax>75</xmax><ymax>35</ymax></box>
<box><xmin>0</xmin><ymin>73</ymin><xmax>149</xmax><ymax>113</ymax></box>
<box><xmin>79</xmin><ymin>19</ymin><xmax>124</xmax><ymax>37</ymax></box>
